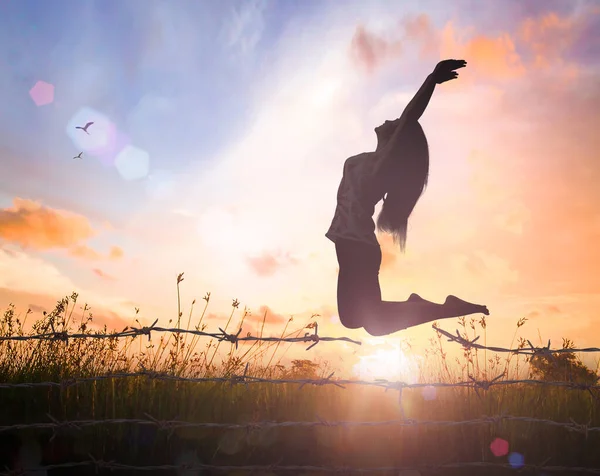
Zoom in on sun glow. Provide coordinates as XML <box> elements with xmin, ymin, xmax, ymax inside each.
<box><xmin>352</xmin><ymin>340</ymin><xmax>419</xmax><ymax>382</ymax></box>
<box><xmin>196</xmin><ymin>206</ymin><xmax>275</xmax><ymax>256</ymax></box>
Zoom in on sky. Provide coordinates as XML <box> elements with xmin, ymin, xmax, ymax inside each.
<box><xmin>0</xmin><ymin>0</ymin><xmax>599</xmax><ymax>380</ymax></box>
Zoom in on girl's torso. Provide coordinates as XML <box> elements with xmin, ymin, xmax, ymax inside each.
<box><xmin>325</xmin><ymin>153</ymin><xmax>385</xmax><ymax>247</ymax></box>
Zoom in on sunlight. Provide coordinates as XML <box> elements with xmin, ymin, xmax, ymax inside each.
<box><xmin>352</xmin><ymin>340</ymin><xmax>418</xmax><ymax>382</ymax></box>
<box><xmin>196</xmin><ymin>207</ymin><xmax>238</xmax><ymax>250</ymax></box>
<box><xmin>196</xmin><ymin>206</ymin><xmax>275</xmax><ymax>256</ymax></box>
<box><xmin>310</xmin><ymin>76</ymin><xmax>341</xmax><ymax>108</ymax></box>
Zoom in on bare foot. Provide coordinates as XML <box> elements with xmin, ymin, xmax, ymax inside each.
<box><xmin>443</xmin><ymin>295</ymin><xmax>489</xmax><ymax>316</ymax></box>
<box><xmin>407</xmin><ymin>293</ymin><xmax>426</xmax><ymax>303</ymax></box>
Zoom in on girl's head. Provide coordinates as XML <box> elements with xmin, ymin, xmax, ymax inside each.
<box><xmin>376</xmin><ymin>120</ymin><xmax>430</xmax><ymax>253</ymax></box>
<box><xmin>374</xmin><ymin>119</ymin><xmax>399</xmax><ymax>147</ymax></box>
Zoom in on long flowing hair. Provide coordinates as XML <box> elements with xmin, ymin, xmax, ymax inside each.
<box><xmin>376</xmin><ymin>121</ymin><xmax>430</xmax><ymax>253</ymax></box>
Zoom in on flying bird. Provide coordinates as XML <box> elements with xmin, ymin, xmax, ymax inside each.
<box><xmin>75</xmin><ymin>121</ymin><xmax>94</xmax><ymax>134</ymax></box>
<box><xmin>73</xmin><ymin>152</ymin><xmax>83</xmax><ymax>159</ymax></box>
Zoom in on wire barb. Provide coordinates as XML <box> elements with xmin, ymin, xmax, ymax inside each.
<box><xmin>218</xmin><ymin>327</ymin><xmax>242</xmax><ymax>348</ymax></box>
<box><xmin>304</xmin><ymin>322</ymin><xmax>320</xmax><ymax>350</ymax></box>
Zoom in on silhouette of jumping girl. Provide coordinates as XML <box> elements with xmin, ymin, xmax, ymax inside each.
<box><xmin>326</xmin><ymin>59</ymin><xmax>489</xmax><ymax>337</ymax></box>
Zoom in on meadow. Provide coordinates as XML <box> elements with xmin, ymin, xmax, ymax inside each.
<box><xmin>1</xmin><ymin>282</ymin><xmax>599</xmax><ymax>475</ymax></box>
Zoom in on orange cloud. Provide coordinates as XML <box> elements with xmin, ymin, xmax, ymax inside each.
<box><xmin>0</xmin><ymin>198</ymin><xmax>95</xmax><ymax>249</ymax></box>
<box><xmin>349</xmin><ymin>14</ymin><xmax>527</xmax><ymax>82</ymax></box>
<box><xmin>93</xmin><ymin>268</ymin><xmax>117</xmax><ymax>281</ymax></box>
<box><xmin>203</xmin><ymin>305</ymin><xmax>290</xmax><ymax>331</ymax></box>
<box><xmin>349</xmin><ymin>24</ymin><xmax>403</xmax><ymax>74</ymax></box>
<box><xmin>245</xmin><ymin>305</ymin><xmax>288</xmax><ymax>325</ymax></box>
<box><xmin>89</xmin><ymin>309</ymin><xmax>131</xmax><ymax>332</ymax></box>
<box><xmin>524</xmin><ymin>304</ymin><xmax>563</xmax><ymax>321</ymax></box>
<box><xmin>246</xmin><ymin>250</ymin><xmax>298</xmax><ymax>277</ymax></box>
<box><xmin>69</xmin><ymin>244</ymin><xmax>102</xmax><ymax>260</ymax></box>
<box><xmin>28</xmin><ymin>303</ymin><xmax>47</xmax><ymax>315</ymax></box>
<box><xmin>439</xmin><ymin>22</ymin><xmax>526</xmax><ymax>80</ymax></box>
<box><xmin>109</xmin><ymin>246</ymin><xmax>124</xmax><ymax>260</ymax></box>
<box><xmin>0</xmin><ymin>198</ymin><xmax>124</xmax><ymax>261</ymax></box>
<box><xmin>369</xmin><ymin>8</ymin><xmax>596</xmax><ymax>85</ymax></box>
<box><xmin>0</xmin><ymin>287</ymin><xmax>130</xmax><ymax>334</ymax></box>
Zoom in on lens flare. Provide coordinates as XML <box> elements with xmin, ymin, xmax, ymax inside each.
<box><xmin>29</xmin><ymin>80</ymin><xmax>54</xmax><ymax>106</ymax></box>
<box><xmin>115</xmin><ymin>145</ymin><xmax>150</xmax><ymax>181</ymax></box>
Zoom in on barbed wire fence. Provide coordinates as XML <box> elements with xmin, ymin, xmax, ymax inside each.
<box><xmin>0</xmin><ymin>322</ymin><xmax>599</xmax><ymax>474</ymax></box>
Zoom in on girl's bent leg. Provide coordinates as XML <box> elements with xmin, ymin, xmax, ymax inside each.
<box><xmin>364</xmin><ymin>296</ymin><xmax>488</xmax><ymax>336</ymax></box>
<box><xmin>335</xmin><ymin>239</ymin><xmax>383</xmax><ymax>329</ymax></box>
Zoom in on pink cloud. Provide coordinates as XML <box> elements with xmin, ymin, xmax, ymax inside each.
<box><xmin>349</xmin><ymin>24</ymin><xmax>403</xmax><ymax>74</ymax></box>
<box><xmin>245</xmin><ymin>250</ymin><xmax>299</xmax><ymax>277</ymax></box>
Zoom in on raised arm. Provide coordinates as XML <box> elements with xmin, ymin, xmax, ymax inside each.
<box><xmin>373</xmin><ymin>59</ymin><xmax>467</xmax><ymax>175</ymax></box>
<box><xmin>401</xmin><ymin>73</ymin><xmax>438</xmax><ymax>124</ymax></box>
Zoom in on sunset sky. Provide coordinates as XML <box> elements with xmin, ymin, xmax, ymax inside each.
<box><xmin>1</xmin><ymin>0</ymin><xmax>599</xmax><ymax>379</ymax></box>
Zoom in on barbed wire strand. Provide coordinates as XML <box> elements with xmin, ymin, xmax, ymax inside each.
<box><xmin>0</xmin><ymin>322</ymin><xmax>361</xmax><ymax>350</ymax></box>
<box><xmin>3</xmin><ymin>323</ymin><xmax>599</xmax><ymax>356</ymax></box>
<box><xmin>432</xmin><ymin>324</ymin><xmax>600</xmax><ymax>356</ymax></box>
<box><xmin>1</xmin><ymin>370</ymin><xmax>599</xmax><ymax>395</ymax></box>
<box><xmin>1</xmin><ymin>459</ymin><xmax>599</xmax><ymax>475</ymax></box>
<box><xmin>0</xmin><ymin>413</ymin><xmax>597</xmax><ymax>435</ymax></box>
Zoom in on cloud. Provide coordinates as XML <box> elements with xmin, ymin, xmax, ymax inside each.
<box><xmin>93</xmin><ymin>268</ymin><xmax>117</xmax><ymax>281</ymax></box>
<box><xmin>349</xmin><ymin>24</ymin><xmax>403</xmax><ymax>74</ymax></box>
<box><xmin>356</xmin><ymin>12</ymin><xmax>525</xmax><ymax>80</ymax></box>
<box><xmin>0</xmin><ymin>248</ymin><xmax>136</xmax><ymax>324</ymax></box>
<box><xmin>525</xmin><ymin>310</ymin><xmax>541</xmax><ymax>320</ymax></box>
<box><xmin>69</xmin><ymin>245</ymin><xmax>103</xmax><ymax>260</ymax></box>
<box><xmin>0</xmin><ymin>286</ymin><xmax>131</xmax><ymax>333</ymax></box>
<box><xmin>546</xmin><ymin>304</ymin><xmax>561</xmax><ymax>315</ymax></box>
<box><xmin>0</xmin><ymin>198</ymin><xmax>124</xmax><ymax>261</ymax></box>
<box><xmin>438</xmin><ymin>22</ymin><xmax>526</xmax><ymax>80</ymax></box>
<box><xmin>453</xmin><ymin>7</ymin><xmax>598</xmax><ymax>84</ymax></box>
<box><xmin>0</xmin><ymin>247</ymin><xmax>79</xmax><ymax>298</ymax></box>
<box><xmin>245</xmin><ymin>305</ymin><xmax>288</xmax><ymax>325</ymax></box>
<box><xmin>245</xmin><ymin>250</ymin><xmax>299</xmax><ymax>277</ymax></box>
<box><xmin>0</xmin><ymin>198</ymin><xmax>96</xmax><ymax>250</ymax></box>
<box><xmin>221</xmin><ymin>0</ymin><xmax>267</xmax><ymax>57</ymax></box>
<box><xmin>28</xmin><ymin>303</ymin><xmax>48</xmax><ymax>315</ymax></box>
<box><xmin>518</xmin><ymin>11</ymin><xmax>582</xmax><ymax>69</ymax></box>
<box><xmin>89</xmin><ymin>309</ymin><xmax>131</xmax><ymax>332</ymax></box>
<box><xmin>400</xmin><ymin>13</ymin><xmax>439</xmax><ymax>59</ymax></box>
<box><xmin>455</xmin><ymin>250</ymin><xmax>520</xmax><ymax>288</ymax></box>
<box><xmin>109</xmin><ymin>246</ymin><xmax>124</xmax><ymax>260</ymax></box>
<box><xmin>202</xmin><ymin>303</ymin><xmax>298</xmax><ymax>332</ymax></box>
<box><xmin>71</xmin><ymin>245</ymin><xmax>123</xmax><ymax>262</ymax></box>
<box><xmin>363</xmin><ymin>7</ymin><xmax>596</xmax><ymax>86</ymax></box>
<box><xmin>493</xmin><ymin>202</ymin><xmax>531</xmax><ymax>235</ymax></box>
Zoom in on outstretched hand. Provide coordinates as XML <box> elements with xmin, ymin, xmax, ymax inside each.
<box><xmin>433</xmin><ymin>59</ymin><xmax>467</xmax><ymax>84</ymax></box>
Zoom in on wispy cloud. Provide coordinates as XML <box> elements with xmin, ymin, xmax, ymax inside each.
<box><xmin>0</xmin><ymin>198</ymin><xmax>123</xmax><ymax>261</ymax></box>
<box><xmin>245</xmin><ymin>305</ymin><xmax>288</xmax><ymax>325</ymax></box>
<box><xmin>221</xmin><ymin>0</ymin><xmax>267</xmax><ymax>57</ymax></box>
<box><xmin>93</xmin><ymin>268</ymin><xmax>117</xmax><ymax>281</ymax></box>
<box><xmin>349</xmin><ymin>24</ymin><xmax>403</xmax><ymax>74</ymax></box>
<box><xmin>246</xmin><ymin>250</ymin><xmax>299</xmax><ymax>277</ymax></box>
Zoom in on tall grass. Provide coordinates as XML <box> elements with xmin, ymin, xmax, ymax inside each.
<box><xmin>1</xmin><ymin>284</ymin><xmax>599</xmax><ymax>475</ymax></box>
